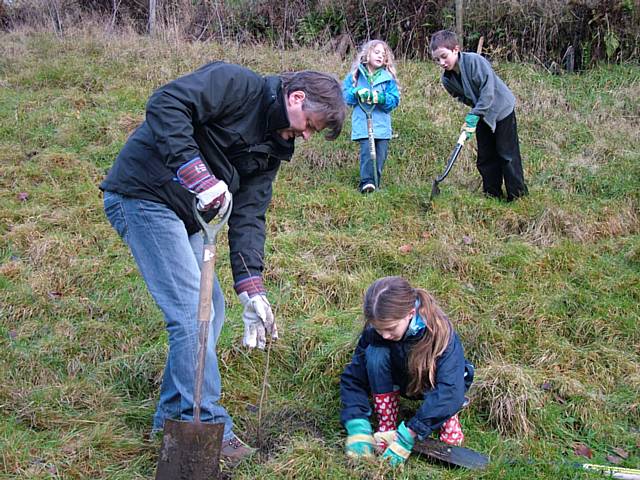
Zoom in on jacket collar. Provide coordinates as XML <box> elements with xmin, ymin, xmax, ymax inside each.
<box><xmin>263</xmin><ymin>76</ymin><xmax>290</xmax><ymax>132</ymax></box>
<box><xmin>443</xmin><ymin>52</ymin><xmax>465</xmax><ymax>79</ymax></box>
<box><xmin>456</xmin><ymin>52</ymin><xmax>466</xmax><ymax>75</ymax></box>
<box><xmin>356</xmin><ymin>63</ymin><xmax>392</xmax><ymax>86</ymax></box>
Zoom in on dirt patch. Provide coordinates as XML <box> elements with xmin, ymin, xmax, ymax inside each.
<box><xmin>247</xmin><ymin>405</ymin><xmax>326</xmax><ymax>460</ymax></box>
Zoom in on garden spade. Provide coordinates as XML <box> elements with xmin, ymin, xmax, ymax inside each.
<box><xmin>155</xmin><ymin>197</ymin><xmax>232</xmax><ymax>480</ymax></box>
<box><xmin>430</xmin><ymin>131</ymin><xmax>467</xmax><ymax>200</ymax></box>
<box><xmin>414</xmin><ymin>438</ymin><xmax>489</xmax><ymax>470</ymax></box>
<box><xmin>358</xmin><ymin>99</ymin><xmax>378</xmax><ymax>189</ymax></box>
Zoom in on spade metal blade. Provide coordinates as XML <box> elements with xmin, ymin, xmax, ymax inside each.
<box><xmin>430</xmin><ymin>131</ymin><xmax>467</xmax><ymax>201</ymax></box>
<box><xmin>155</xmin><ymin>419</ymin><xmax>224</xmax><ymax>480</ymax></box>
<box><xmin>413</xmin><ymin>438</ymin><xmax>489</xmax><ymax>470</ymax></box>
<box><xmin>430</xmin><ymin>179</ymin><xmax>441</xmax><ymax>200</ymax></box>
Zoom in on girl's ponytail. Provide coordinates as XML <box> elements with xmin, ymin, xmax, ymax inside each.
<box><xmin>406</xmin><ymin>289</ymin><xmax>452</xmax><ymax>396</ymax></box>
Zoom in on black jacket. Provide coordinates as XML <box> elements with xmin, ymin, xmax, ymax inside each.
<box><xmin>100</xmin><ymin>62</ymin><xmax>294</xmax><ymax>282</ymax></box>
<box><xmin>340</xmin><ymin>326</ymin><xmax>473</xmax><ymax>439</ymax></box>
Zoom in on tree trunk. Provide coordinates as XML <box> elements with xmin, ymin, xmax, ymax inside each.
<box><xmin>455</xmin><ymin>0</ymin><xmax>463</xmax><ymax>49</ymax></box>
<box><xmin>48</xmin><ymin>0</ymin><xmax>63</xmax><ymax>36</ymax></box>
<box><xmin>148</xmin><ymin>0</ymin><xmax>156</xmax><ymax>35</ymax></box>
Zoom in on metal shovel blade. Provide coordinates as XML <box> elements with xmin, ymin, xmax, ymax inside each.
<box><xmin>430</xmin><ymin>131</ymin><xmax>467</xmax><ymax>201</ymax></box>
<box><xmin>155</xmin><ymin>419</ymin><xmax>224</xmax><ymax>480</ymax></box>
<box><xmin>413</xmin><ymin>438</ymin><xmax>489</xmax><ymax>470</ymax></box>
<box><xmin>430</xmin><ymin>179</ymin><xmax>441</xmax><ymax>200</ymax></box>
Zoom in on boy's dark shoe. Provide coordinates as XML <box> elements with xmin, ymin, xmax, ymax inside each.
<box><xmin>506</xmin><ymin>187</ymin><xmax>528</xmax><ymax>202</ymax></box>
<box><xmin>220</xmin><ymin>435</ymin><xmax>256</xmax><ymax>465</ymax></box>
<box><xmin>361</xmin><ymin>183</ymin><xmax>376</xmax><ymax>193</ymax></box>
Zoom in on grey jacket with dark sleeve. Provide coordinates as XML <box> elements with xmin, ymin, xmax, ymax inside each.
<box><xmin>441</xmin><ymin>52</ymin><xmax>515</xmax><ymax>132</ymax></box>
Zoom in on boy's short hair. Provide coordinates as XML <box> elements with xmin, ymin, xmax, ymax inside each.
<box><xmin>429</xmin><ymin>30</ymin><xmax>459</xmax><ymax>52</ymax></box>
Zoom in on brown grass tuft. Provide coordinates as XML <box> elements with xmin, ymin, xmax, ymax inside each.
<box><xmin>593</xmin><ymin>204</ymin><xmax>639</xmax><ymax>239</ymax></box>
<box><xmin>0</xmin><ymin>259</ymin><xmax>24</xmax><ymax>280</ymax></box>
<box><xmin>117</xmin><ymin>113</ymin><xmax>144</xmax><ymax>136</ymax></box>
<box><xmin>473</xmin><ymin>363</ymin><xmax>542</xmax><ymax>437</ymax></box>
<box><xmin>498</xmin><ymin>202</ymin><xmax>639</xmax><ymax>247</ymax></box>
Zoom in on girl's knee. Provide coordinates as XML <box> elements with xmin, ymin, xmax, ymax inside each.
<box><xmin>365</xmin><ymin>345</ymin><xmax>392</xmax><ymax>373</ymax></box>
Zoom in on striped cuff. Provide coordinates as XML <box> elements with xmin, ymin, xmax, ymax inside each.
<box><xmin>388</xmin><ymin>441</ymin><xmax>411</xmax><ymax>460</ymax></box>
<box><xmin>346</xmin><ymin>434</ymin><xmax>375</xmax><ymax>447</ymax></box>
<box><xmin>234</xmin><ymin>276</ymin><xmax>265</xmax><ymax>297</ymax></box>
<box><xmin>176</xmin><ymin>157</ymin><xmax>217</xmax><ymax>193</ymax></box>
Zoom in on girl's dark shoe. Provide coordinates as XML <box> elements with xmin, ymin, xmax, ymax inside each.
<box><xmin>361</xmin><ymin>183</ymin><xmax>376</xmax><ymax>193</ymax></box>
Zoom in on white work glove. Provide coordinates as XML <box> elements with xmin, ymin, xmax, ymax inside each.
<box><xmin>374</xmin><ymin>430</ymin><xmax>397</xmax><ymax>454</ymax></box>
<box><xmin>196</xmin><ymin>180</ymin><xmax>231</xmax><ymax>217</ymax></box>
<box><xmin>175</xmin><ymin>157</ymin><xmax>231</xmax><ymax>216</ymax></box>
<box><xmin>238</xmin><ymin>292</ymin><xmax>278</xmax><ymax>349</ymax></box>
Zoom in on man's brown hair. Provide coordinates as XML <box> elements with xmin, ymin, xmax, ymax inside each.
<box><xmin>280</xmin><ymin>71</ymin><xmax>346</xmax><ymax>140</ymax></box>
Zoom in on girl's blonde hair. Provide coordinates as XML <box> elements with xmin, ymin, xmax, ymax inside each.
<box><xmin>349</xmin><ymin>39</ymin><xmax>399</xmax><ymax>88</ymax></box>
<box><xmin>363</xmin><ymin>276</ymin><xmax>452</xmax><ymax>396</ymax></box>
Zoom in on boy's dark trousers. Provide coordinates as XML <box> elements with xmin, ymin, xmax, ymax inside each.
<box><xmin>476</xmin><ymin>111</ymin><xmax>528</xmax><ymax>201</ymax></box>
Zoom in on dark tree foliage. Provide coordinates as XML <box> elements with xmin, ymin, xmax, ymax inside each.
<box><xmin>2</xmin><ymin>0</ymin><xmax>638</xmax><ymax>67</ymax></box>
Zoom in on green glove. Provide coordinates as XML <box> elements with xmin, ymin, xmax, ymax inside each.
<box><xmin>372</xmin><ymin>90</ymin><xmax>386</xmax><ymax>104</ymax></box>
<box><xmin>461</xmin><ymin>113</ymin><xmax>480</xmax><ymax>140</ymax></box>
<box><xmin>356</xmin><ymin>87</ymin><xmax>373</xmax><ymax>104</ymax></box>
<box><xmin>381</xmin><ymin>421</ymin><xmax>415</xmax><ymax>467</ymax></box>
<box><xmin>345</xmin><ymin>418</ymin><xmax>375</xmax><ymax>459</ymax></box>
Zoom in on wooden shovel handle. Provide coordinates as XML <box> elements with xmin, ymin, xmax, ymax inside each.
<box><xmin>192</xmin><ymin>198</ymin><xmax>232</xmax><ymax>423</ymax></box>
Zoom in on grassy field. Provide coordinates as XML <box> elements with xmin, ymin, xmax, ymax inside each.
<box><xmin>0</xmin><ymin>26</ymin><xmax>638</xmax><ymax>479</ymax></box>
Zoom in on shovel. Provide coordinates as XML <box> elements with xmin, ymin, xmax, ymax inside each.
<box><xmin>155</xmin><ymin>197</ymin><xmax>232</xmax><ymax>480</ymax></box>
<box><xmin>358</xmin><ymin>99</ymin><xmax>378</xmax><ymax>189</ymax></box>
<box><xmin>430</xmin><ymin>130</ymin><xmax>467</xmax><ymax>200</ymax></box>
<box><xmin>414</xmin><ymin>438</ymin><xmax>489</xmax><ymax>470</ymax></box>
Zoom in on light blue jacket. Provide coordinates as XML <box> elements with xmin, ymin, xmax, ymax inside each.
<box><xmin>441</xmin><ymin>52</ymin><xmax>515</xmax><ymax>132</ymax></box>
<box><xmin>342</xmin><ymin>64</ymin><xmax>400</xmax><ymax>140</ymax></box>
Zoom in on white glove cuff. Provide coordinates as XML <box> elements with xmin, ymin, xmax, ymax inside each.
<box><xmin>238</xmin><ymin>291</ymin><xmax>252</xmax><ymax>306</ymax></box>
<box><xmin>196</xmin><ymin>180</ymin><xmax>228</xmax><ymax>206</ymax></box>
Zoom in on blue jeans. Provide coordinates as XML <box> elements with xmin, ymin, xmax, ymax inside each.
<box><xmin>358</xmin><ymin>138</ymin><xmax>389</xmax><ymax>189</ymax></box>
<box><xmin>365</xmin><ymin>345</ymin><xmax>404</xmax><ymax>395</ymax></box>
<box><xmin>365</xmin><ymin>345</ymin><xmax>475</xmax><ymax>396</ymax></box>
<box><xmin>103</xmin><ymin>191</ymin><xmax>234</xmax><ymax>440</ymax></box>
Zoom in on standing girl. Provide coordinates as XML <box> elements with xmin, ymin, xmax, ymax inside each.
<box><xmin>342</xmin><ymin>40</ymin><xmax>400</xmax><ymax>193</ymax></box>
<box><xmin>340</xmin><ymin>276</ymin><xmax>474</xmax><ymax>466</ymax></box>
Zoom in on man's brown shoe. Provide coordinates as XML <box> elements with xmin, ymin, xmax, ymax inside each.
<box><xmin>220</xmin><ymin>435</ymin><xmax>256</xmax><ymax>465</ymax></box>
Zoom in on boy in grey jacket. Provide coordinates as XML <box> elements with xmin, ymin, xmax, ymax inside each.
<box><xmin>430</xmin><ymin>30</ymin><xmax>528</xmax><ymax>201</ymax></box>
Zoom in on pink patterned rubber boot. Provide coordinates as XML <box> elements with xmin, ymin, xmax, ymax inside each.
<box><xmin>439</xmin><ymin>414</ymin><xmax>464</xmax><ymax>446</ymax></box>
<box><xmin>373</xmin><ymin>391</ymin><xmax>399</xmax><ymax>450</ymax></box>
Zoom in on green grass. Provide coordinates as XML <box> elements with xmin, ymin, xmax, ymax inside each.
<box><xmin>1</xmin><ymin>26</ymin><xmax>639</xmax><ymax>479</ymax></box>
